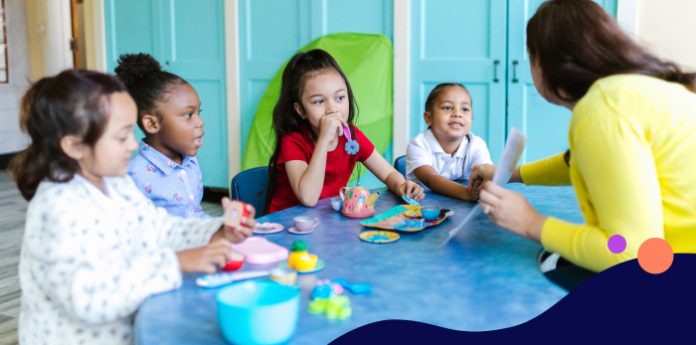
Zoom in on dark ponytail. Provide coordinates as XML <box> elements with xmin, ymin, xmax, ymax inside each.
<box><xmin>115</xmin><ymin>53</ymin><xmax>186</xmax><ymax>129</ymax></box>
<box><xmin>10</xmin><ymin>70</ymin><xmax>126</xmax><ymax>200</ymax></box>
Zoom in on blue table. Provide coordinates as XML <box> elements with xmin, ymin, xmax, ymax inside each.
<box><xmin>135</xmin><ymin>184</ymin><xmax>584</xmax><ymax>344</ymax></box>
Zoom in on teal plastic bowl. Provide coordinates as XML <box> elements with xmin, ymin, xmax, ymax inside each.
<box><xmin>216</xmin><ymin>280</ymin><xmax>300</xmax><ymax>345</ymax></box>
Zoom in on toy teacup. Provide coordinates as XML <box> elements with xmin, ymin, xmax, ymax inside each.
<box><xmin>420</xmin><ymin>207</ymin><xmax>440</xmax><ymax>221</ymax></box>
<box><xmin>330</xmin><ymin>197</ymin><xmax>343</xmax><ymax>212</ymax></box>
<box><xmin>293</xmin><ymin>216</ymin><xmax>319</xmax><ymax>232</ymax></box>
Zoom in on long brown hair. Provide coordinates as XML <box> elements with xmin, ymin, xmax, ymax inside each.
<box><xmin>265</xmin><ymin>49</ymin><xmax>358</xmax><ymax>213</ymax></box>
<box><xmin>527</xmin><ymin>0</ymin><xmax>696</xmax><ymax>103</ymax></box>
<box><xmin>10</xmin><ymin>70</ymin><xmax>127</xmax><ymax>200</ymax></box>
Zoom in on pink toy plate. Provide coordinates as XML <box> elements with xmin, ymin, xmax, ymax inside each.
<box><xmin>230</xmin><ymin>237</ymin><xmax>289</xmax><ymax>265</ymax></box>
<box><xmin>253</xmin><ymin>222</ymin><xmax>285</xmax><ymax>234</ymax></box>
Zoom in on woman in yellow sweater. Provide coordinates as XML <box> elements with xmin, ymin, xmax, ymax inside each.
<box><xmin>473</xmin><ymin>0</ymin><xmax>696</xmax><ymax>287</ymax></box>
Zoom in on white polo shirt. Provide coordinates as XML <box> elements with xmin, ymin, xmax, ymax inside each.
<box><xmin>406</xmin><ymin>129</ymin><xmax>492</xmax><ymax>185</ymax></box>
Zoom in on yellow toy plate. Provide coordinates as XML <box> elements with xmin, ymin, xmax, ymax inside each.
<box><xmin>358</xmin><ymin>230</ymin><xmax>400</xmax><ymax>244</ymax></box>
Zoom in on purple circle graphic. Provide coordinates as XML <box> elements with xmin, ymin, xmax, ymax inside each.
<box><xmin>608</xmin><ymin>234</ymin><xmax>627</xmax><ymax>254</ymax></box>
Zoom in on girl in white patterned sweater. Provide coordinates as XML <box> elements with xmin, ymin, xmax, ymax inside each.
<box><xmin>10</xmin><ymin>70</ymin><xmax>255</xmax><ymax>345</ymax></box>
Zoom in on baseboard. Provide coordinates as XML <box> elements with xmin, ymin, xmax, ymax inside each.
<box><xmin>0</xmin><ymin>152</ymin><xmax>19</xmax><ymax>170</ymax></box>
<box><xmin>203</xmin><ymin>187</ymin><xmax>229</xmax><ymax>203</ymax></box>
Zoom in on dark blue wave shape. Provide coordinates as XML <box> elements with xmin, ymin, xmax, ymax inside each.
<box><xmin>331</xmin><ymin>253</ymin><xmax>696</xmax><ymax>343</ymax></box>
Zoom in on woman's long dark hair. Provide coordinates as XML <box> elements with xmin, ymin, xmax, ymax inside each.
<box><xmin>264</xmin><ymin>49</ymin><xmax>358</xmax><ymax>212</ymax></box>
<box><xmin>527</xmin><ymin>0</ymin><xmax>696</xmax><ymax>103</ymax></box>
<box><xmin>527</xmin><ymin>0</ymin><xmax>696</xmax><ymax>167</ymax></box>
<box><xmin>10</xmin><ymin>70</ymin><xmax>127</xmax><ymax>200</ymax></box>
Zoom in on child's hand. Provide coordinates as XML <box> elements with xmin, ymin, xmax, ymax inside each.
<box><xmin>176</xmin><ymin>239</ymin><xmax>233</xmax><ymax>274</ymax></box>
<box><xmin>221</xmin><ymin>198</ymin><xmax>255</xmax><ymax>243</ymax></box>
<box><xmin>468</xmin><ymin>164</ymin><xmax>496</xmax><ymax>197</ymax></box>
<box><xmin>397</xmin><ymin>180</ymin><xmax>425</xmax><ymax>201</ymax></box>
<box><xmin>318</xmin><ymin>113</ymin><xmax>344</xmax><ymax>146</ymax></box>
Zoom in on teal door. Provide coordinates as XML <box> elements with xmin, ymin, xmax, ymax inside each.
<box><xmin>105</xmin><ymin>0</ymin><xmax>228</xmax><ymax>188</ymax></box>
<box><xmin>412</xmin><ymin>0</ymin><xmax>616</xmax><ymax>164</ymax></box>
<box><xmin>238</xmin><ymin>0</ymin><xmax>393</xmax><ymax>189</ymax></box>
<box><xmin>507</xmin><ymin>0</ymin><xmax>617</xmax><ymax>163</ymax></box>
<box><xmin>238</xmin><ymin>0</ymin><xmax>393</xmax><ymax>161</ymax></box>
<box><xmin>410</xmin><ymin>0</ymin><xmax>508</xmax><ymax>161</ymax></box>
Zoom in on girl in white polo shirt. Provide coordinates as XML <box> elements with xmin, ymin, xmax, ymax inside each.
<box><xmin>406</xmin><ymin>83</ymin><xmax>493</xmax><ymax>201</ymax></box>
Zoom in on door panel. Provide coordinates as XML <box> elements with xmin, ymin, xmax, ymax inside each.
<box><xmin>104</xmin><ymin>0</ymin><xmax>159</xmax><ymax>67</ymax></box>
<box><xmin>320</xmin><ymin>0</ymin><xmax>392</xmax><ymax>38</ymax></box>
<box><xmin>507</xmin><ymin>0</ymin><xmax>617</xmax><ymax>163</ymax></box>
<box><xmin>410</xmin><ymin>0</ymin><xmax>507</xmax><ymax>160</ymax></box>
<box><xmin>161</xmin><ymin>0</ymin><xmax>227</xmax><ymax>187</ymax></box>
<box><xmin>105</xmin><ymin>0</ymin><xmax>228</xmax><ymax>188</ymax></box>
<box><xmin>238</xmin><ymin>0</ymin><xmax>307</xmax><ymax>160</ymax></box>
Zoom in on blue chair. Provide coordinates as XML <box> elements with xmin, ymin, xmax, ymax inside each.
<box><xmin>394</xmin><ymin>155</ymin><xmax>406</xmax><ymax>176</ymax></box>
<box><xmin>230</xmin><ymin>167</ymin><xmax>269</xmax><ymax>216</ymax></box>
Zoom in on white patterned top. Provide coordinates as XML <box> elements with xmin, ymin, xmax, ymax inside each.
<box><xmin>18</xmin><ymin>175</ymin><xmax>223</xmax><ymax>345</ymax></box>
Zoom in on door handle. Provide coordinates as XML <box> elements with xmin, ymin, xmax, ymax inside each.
<box><xmin>512</xmin><ymin>60</ymin><xmax>519</xmax><ymax>83</ymax></box>
<box><xmin>493</xmin><ymin>59</ymin><xmax>500</xmax><ymax>83</ymax></box>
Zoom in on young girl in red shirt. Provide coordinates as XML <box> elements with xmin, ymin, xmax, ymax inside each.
<box><xmin>266</xmin><ymin>49</ymin><xmax>424</xmax><ymax>213</ymax></box>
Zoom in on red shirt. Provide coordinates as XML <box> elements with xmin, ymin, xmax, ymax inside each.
<box><xmin>268</xmin><ymin>126</ymin><xmax>375</xmax><ymax>213</ymax></box>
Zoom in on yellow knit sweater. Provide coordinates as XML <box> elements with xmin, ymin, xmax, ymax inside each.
<box><xmin>521</xmin><ymin>74</ymin><xmax>696</xmax><ymax>272</ymax></box>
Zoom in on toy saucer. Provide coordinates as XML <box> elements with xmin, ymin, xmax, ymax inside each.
<box><xmin>288</xmin><ymin>226</ymin><xmax>315</xmax><ymax>235</ymax></box>
<box><xmin>403</xmin><ymin>209</ymin><xmax>421</xmax><ymax>218</ymax></box>
<box><xmin>253</xmin><ymin>222</ymin><xmax>285</xmax><ymax>234</ymax></box>
<box><xmin>280</xmin><ymin>259</ymin><xmax>326</xmax><ymax>274</ymax></box>
<box><xmin>359</xmin><ymin>230</ymin><xmax>400</xmax><ymax>244</ymax></box>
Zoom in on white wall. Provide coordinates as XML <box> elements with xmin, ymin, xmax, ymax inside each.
<box><xmin>634</xmin><ymin>0</ymin><xmax>696</xmax><ymax>71</ymax></box>
<box><xmin>0</xmin><ymin>0</ymin><xmax>30</xmax><ymax>154</ymax></box>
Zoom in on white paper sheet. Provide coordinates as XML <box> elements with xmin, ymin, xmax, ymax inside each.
<box><xmin>443</xmin><ymin>128</ymin><xmax>527</xmax><ymax>245</ymax></box>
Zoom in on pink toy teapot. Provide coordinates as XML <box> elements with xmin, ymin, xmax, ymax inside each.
<box><xmin>339</xmin><ymin>185</ymin><xmax>381</xmax><ymax>218</ymax></box>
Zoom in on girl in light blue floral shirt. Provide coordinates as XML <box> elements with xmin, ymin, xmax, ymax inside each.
<box><xmin>117</xmin><ymin>53</ymin><xmax>207</xmax><ymax>218</ymax></box>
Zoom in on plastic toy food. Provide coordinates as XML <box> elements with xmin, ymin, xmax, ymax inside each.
<box><xmin>309</xmin><ymin>280</ymin><xmax>352</xmax><ymax>320</ymax></box>
<box><xmin>288</xmin><ymin>241</ymin><xmax>318</xmax><ymax>271</ymax></box>
<box><xmin>269</xmin><ymin>267</ymin><xmax>297</xmax><ymax>285</ymax></box>
<box><xmin>225</xmin><ymin>201</ymin><xmax>252</xmax><ymax>230</ymax></box>
<box><xmin>222</xmin><ymin>252</ymin><xmax>245</xmax><ymax>271</ymax></box>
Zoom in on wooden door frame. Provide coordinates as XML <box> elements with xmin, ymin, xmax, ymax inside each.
<box><xmin>82</xmin><ymin>0</ymin><xmax>106</xmax><ymax>71</ymax></box>
<box><xmin>393</xmin><ymin>0</ymin><xmax>410</xmax><ymax>158</ymax></box>
<box><xmin>225</xmin><ymin>0</ymin><xmax>240</xmax><ymax>182</ymax></box>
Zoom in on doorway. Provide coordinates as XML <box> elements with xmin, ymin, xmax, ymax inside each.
<box><xmin>70</xmin><ymin>0</ymin><xmax>87</xmax><ymax>69</ymax></box>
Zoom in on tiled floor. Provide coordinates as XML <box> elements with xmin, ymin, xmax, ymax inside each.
<box><xmin>0</xmin><ymin>171</ymin><xmax>223</xmax><ymax>345</ymax></box>
<box><xmin>0</xmin><ymin>171</ymin><xmax>25</xmax><ymax>345</ymax></box>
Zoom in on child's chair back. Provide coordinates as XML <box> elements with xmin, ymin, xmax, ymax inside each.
<box><xmin>231</xmin><ymin>167</ymin><xmax>269</xmax><ymax>216</ymax></box>
<box><xmin>394</xmin><ymin>155</ymin><xmax>406</xmax><ymax>177</ymax></box>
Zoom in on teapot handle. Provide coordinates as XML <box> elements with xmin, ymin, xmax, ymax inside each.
<box><xmin>339</xmin><ymin>187</ymin><xmax>346</xmax><ymax>200</ymax></box>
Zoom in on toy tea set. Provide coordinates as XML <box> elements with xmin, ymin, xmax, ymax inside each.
<box><xmin>333</xmin><ymin>182</ymin><xmax>453</xmax><ymax>243</ymax></box>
